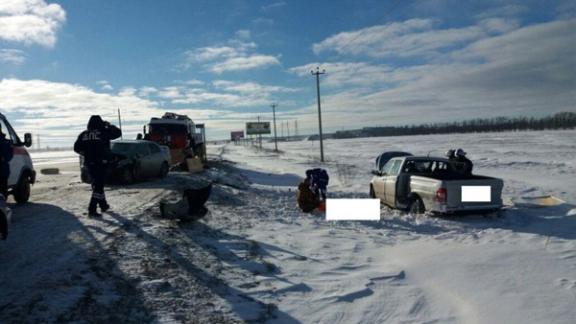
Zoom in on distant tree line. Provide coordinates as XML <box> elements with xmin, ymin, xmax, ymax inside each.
<box><xmin>327</xmin><ymin>112</ymin><xmax>576</xmax><ymax>140</ymax></box>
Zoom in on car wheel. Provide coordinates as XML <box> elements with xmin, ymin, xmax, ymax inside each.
<box><xmin>160</xmin><ymin>162</ymin><xmax>169</xmax><ymax>178</ymax></box>
<box><xmin>408</xmin><ymin>196</ymin><xmax>425</xmax><ymax>215</ymax></box>
<box><xmin>14</xmin><ymin>175</ymin><xmax>31</xmax><ymax>204</ymax></box>
<box><xmin>369</xmin><ymin>185</ymin><xmax>375</xmax><ymax>198</ymax></box>
<box><xmin>122</xmin><ymin>167</ymin><xmax>135</xmax><ymax>184</ymax></box>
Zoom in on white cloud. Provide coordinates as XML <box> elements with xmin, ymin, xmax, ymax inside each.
<box><xmin>182</xmin><ymin>79</ymin><xmax>204</xmax><ymax>86</ymax></box>
<box><xmin>186</xmin><ymin>46</ymin><xmax>240</xmax><ymax>63</ymax></box>
<box><xmin>118</xmin><ymin>87</ymin><xmax>136</xmax><ymax>97</ymax></box>
<box><xmin>235</xmin><ymin>29</ymin><xmax>251</xmax><ymax>40</ymax></box>
<box><xmin>0</xmin><ymin>78</ymin><xmax>294</xmax><ymax>144</ymax></box>
<box><xmin>290</xmin><ymin>62</ymin><xmax>391</xmax><ymax>87</ymax></box>
<box><xmin>0</xmin><ymin>78</ymin><xmax>163</xmax><ymax>144</ymax></box>
<box><xmin>212</xmin><ymin>80</ymin><xmax>299</xmax><ymax>94</ymax></box>
<box><xmin>184</xmin><ymin>39</ymin><xmax>279</xmax><ymax>73</ymax></box>
<box><xmin>261</xmin><ymin>1</ymin><xmax>286</xmax><ymax>12</ymax></box>
<box><xmin>0</xmin><ymin>0</ymin><xmax>66</xmax><ymax>47</ymax></box>
<box><xmin>97</xmin><ymin>80</ymin><xmax>113</xmax><ymax>91</ymax></box>
<box><xmin>478</xmin><ymin>18</ymin><xmax>519</xmax><ymax>34</ymax></box>
<box><xmin>291</xmin><ymin>19</ymin><xmax>576</xmax><ymax>132</ymax></box>
<box><xmin>185</xmin><ymin>41</ymin><xmax>256</xmax><ymax>63</ymax></box>
<box><xmin>210</xmin><ymin>55</ymin><xmax>280</xmax><ymax>73</ymax></box>
<box><xmin>312</xmin><ymin>18</ymin><xmax>519</xmax><ymax>59</ymax></box>
<box><xmin>157</xmin><ymin>86</ymin><xmax>183</xmax><ymax>99</ymax></box>
<box><xmin>0</xmin><ymin>48</ymin><xmax>26</xmax><ymax>64</ymax></box>
<box><xmin>252</xmin><ymin>17</ymin><xmax>274</xmax><ymax>26</ymax></box>
<box><xmin>138</xmin><ymin>86</ymin><xmax>157</xmax><ymax>97</ymax></box>
<box><xmin>171</xmin><ymin>88</ymin><xmax>271</xmax><ymax>107</ymax></box>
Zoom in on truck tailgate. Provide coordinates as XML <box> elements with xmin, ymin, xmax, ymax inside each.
<box><xmin>444</xmin><ymin>178</ymin><xmax>504</xmax><ymax>210</ymax></box>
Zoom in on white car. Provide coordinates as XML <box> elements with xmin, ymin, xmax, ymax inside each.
<box><xmin>0</xmin><ymin>113</ymin><xmax>35</xmax><ymax>204</ymax></box>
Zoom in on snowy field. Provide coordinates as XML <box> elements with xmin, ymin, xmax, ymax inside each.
<box><xmin>30</xmin><ymin>150</ymin><xmax>78</xmax><ymax>166</ymax></box>
<box><xmin>1</xmin><ymin>130</ymin><xmax>575</xmax><ymax>323</ymax></box>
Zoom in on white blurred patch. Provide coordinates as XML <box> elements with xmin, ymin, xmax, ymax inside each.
<box><xmin>461</xmin><ymin>186</ymin><xmax>491</xmax><ymax>202</ymax></box>
<box><xmin>326</xmin><ymin>199</ymin><xmax>380</xmax><ymax>221</ymax></box>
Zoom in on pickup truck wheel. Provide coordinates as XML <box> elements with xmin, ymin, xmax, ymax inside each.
<box><xmin>14</xmin><ymin>175</ymin><xmax>31</xmax><ymax>204</ymax></box>
<box><xmin>408</xmin><ymin>197</ymin><xmax>425</xmax><ymax>215</ymax></box>
<box><xmin>369</xmin><ymin>185</ymin><xmax>375</xmax><ymax>198</ymax></box>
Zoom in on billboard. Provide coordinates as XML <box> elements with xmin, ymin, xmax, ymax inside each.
<box><xmin>230</xmin><ymin>131</ymin><xmax>244</xmax><ymax>140</ymax></box>
<box><xmin>246</xmin><ymin>122</ymin><xmax>271</xmax><ymax>135</ymax></box>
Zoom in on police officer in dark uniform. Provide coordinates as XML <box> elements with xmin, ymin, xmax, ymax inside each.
<box><xmin>74</xmin><ymin>115</ymin><xmax>121</xmax><ymax>217</ymax></box>
<box><xmin>0</xmin><ymin>125</ymin><xmax>13</xmax><ymax>199</ymax></box>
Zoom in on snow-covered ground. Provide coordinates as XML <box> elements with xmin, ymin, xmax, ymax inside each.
<box><xmin>1</xmin><ymin>130</ymin><xmax>575</xmax><ymax>323</ymax></box>
<box><xmin>30</xmin><ymin>150</ymin><xmax>78</xmax><ymax>166</ymax></box>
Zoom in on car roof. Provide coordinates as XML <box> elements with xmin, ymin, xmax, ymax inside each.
<box><xmin>112</xmin><ymin>140</ymin><xmax>158</xmax><ymax>145</ymax></box>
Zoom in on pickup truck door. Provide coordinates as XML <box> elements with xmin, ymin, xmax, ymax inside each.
<box><xmin>384</xmin><ymin>160</ymin><xmax>403</xmax><ymax>207</ymax></box>
<box><xmin>374</xmin><ymin>160</ymin><xmax>394</xmax><ymax>199</ymax></box>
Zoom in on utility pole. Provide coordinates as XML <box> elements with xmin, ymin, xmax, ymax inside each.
<box><xmin>281</xmin><ymin>122</ymin><xmax>284</xmax><ymax>138</ymax></box>
<box><xmin>36</xmin><ymin>134</ymin><xmax>40</xmax><ymax>150</ymax></box>
<box><xmin>311</xmin><ymin>66</ymin><xmax>326</xmax><ymax>162</ymax></box>
<box><xmin>117</xmin><ymin>108</ymin><xmax>123</xmax><ymax>139</ymax></box>
<box><xmin>294</xmin><ymin>120</ymin><xmax>298</xmax><ymax>138</ymax></box>
<box><xmin>286</xmin><ymin>121</ymin><xmax>290</xmax><ymax>138</ymax></box>
<box><xmin>271</xmin><ymin>103</ymin><xmax>278</xmax><ymax>152</ymax></box>
<box><xmin>257</xmin><ymin>115</ymin><xmax>262</xmax><ymax>150</ymax></box>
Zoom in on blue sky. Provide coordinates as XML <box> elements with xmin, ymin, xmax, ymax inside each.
<box><xmin>0</xmin><ymin>0</ymin><xmax>574</xmax><ymax>146</ymax></box>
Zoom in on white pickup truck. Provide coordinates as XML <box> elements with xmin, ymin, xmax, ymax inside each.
<box><xmin>370</xmin><ymin>156</ymin><xmax>503</xmax><ymax>214</ymax></box>
<box><xmin>0</xmin><ymin>113</ymin><xmax>35</xmax><ymax>203</ymax></box>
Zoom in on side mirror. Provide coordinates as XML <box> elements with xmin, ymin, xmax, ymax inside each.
<box><xmin>371</xmin><ymin>170</ymin><xmax>382</xmax><ymax>176</ymax></box>
<box><xmin>24</xmin><ymin>133</ymin><xmax>32</xmax><ymax>148</ymax></box>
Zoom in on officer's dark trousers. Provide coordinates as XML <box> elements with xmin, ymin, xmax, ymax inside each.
<box><xmin>87</xmin><ymin>163</ymin><xmax>107</xmax><ymax>213</ymax></box>
<box><xmin>0</xmin><ymin>175</ymin><xmax>8</xmax><ymax>198</ymax></box>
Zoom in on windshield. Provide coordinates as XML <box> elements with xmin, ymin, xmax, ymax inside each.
<box><xmin>111</xmin><ymin>143</ymin><xmax>148</xmax><ymax>157</ymax></box>
<box><xmin>149</xmin><ymin>124</ymin><xmax>187</xmax><ymax>135</ymax></box>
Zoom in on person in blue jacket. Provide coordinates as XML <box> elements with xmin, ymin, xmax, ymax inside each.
<box><xmin>74</xmin><ymin>115</ymin><xmax>121</xmax><ymax>217</ymax></box>
<box><xmin>0</xmin><ymin>125</ymin><xmax>13</xmax><ymax>199</ymax></box>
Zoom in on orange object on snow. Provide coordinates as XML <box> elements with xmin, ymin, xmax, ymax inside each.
<box><xmin>318</xmin><ymin>201</ymin><xmax>326</xmax><ymax>212</ymax></box>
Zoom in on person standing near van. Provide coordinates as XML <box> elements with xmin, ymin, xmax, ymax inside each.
<box><xmin>74</xmin><ymin>115</ymin><xmax>121</xmax><ymax>217</ymax></box>
<box><xmin>0</xmin><ymin>125</ymin><xmax>13</xmax><ymax>198</ymax></box>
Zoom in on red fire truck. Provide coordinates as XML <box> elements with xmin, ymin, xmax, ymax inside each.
<box><xmin>144</xmin><ymin>112</ymin><xmax>206</xmax><ymax>167</ymax></box>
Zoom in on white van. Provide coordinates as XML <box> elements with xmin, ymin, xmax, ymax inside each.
<box><xmin>0</xmin><ymin>113</ymin><xmax>35</xmax><ymax>203</ymax></box>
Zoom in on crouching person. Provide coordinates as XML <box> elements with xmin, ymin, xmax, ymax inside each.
<box><xmin>297</xmin><ymin>168</ymin><xmax>329</xmax><ymax>213</ymax></box>
<box><xmin>74</xmin><ymin>115</ymin><xmax>122</xmax><ymax>217</ymax></box>
<box><xmin>297</xmin><ymin>178</ymin><xmax>319</xmax><ymax>213</ymax></box>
